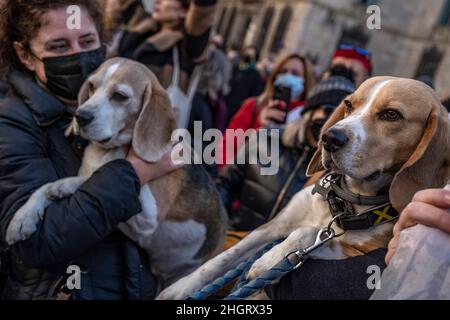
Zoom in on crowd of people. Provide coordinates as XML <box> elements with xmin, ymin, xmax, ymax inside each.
<box><xmin>0</xmin><ymin>0</ymin><xmax>449</xmax><ymax>300</ymax></box>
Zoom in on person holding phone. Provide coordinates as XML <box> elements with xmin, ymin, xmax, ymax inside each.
<box><xmin>218</xmin><ymin>54</ymin><xmax>315</xmax><ymax>169</ymax></box>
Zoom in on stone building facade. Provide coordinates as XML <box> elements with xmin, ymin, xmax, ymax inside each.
<box><xmin>214</xmin><ymin>0</ymin><xmax>450</xmax><ymax>96</ymax></box>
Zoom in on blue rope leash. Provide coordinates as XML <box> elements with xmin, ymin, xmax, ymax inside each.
<box><xmin>224</xmin><ymin>227</ymin><xmax>340</xmax><ymax>300</ymax></box>
<box><xmin>187</xmin><ymin>239</ymin><xmax>283</xmax><ymax>300</ymax></box>
<box><xmin>224</xmin><ymin>258</ymin><xmax>299</xmax><ymax>300</ymax></box>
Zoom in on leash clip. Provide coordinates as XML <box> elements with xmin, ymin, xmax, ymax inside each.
<box><xmin>286</xmin><ymin>227</ymin><xmax>337</xmax><ymax>270</ymax></box>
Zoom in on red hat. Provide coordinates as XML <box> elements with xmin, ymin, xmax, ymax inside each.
<box><xmin>333</xmin><ymin>46</ymin><xmax>372</xmax><ymax>74</ymax></box>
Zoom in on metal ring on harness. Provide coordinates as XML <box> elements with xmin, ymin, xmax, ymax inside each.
<box><xmin>327</xmin><ymin>212</ymin><xmax>346</xmax><ymax>237</ymax></box>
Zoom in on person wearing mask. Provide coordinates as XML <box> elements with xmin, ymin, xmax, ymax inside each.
<box><xmin>0</xmin><ymin>0</ymin><xmax>180</xmax><ymax>300</ymax></box>
<box><xmin>114</xmin><ymin>0</ymin><xmax>217</xmax><ymax>94</ymax></box>
<box><xmin>218</xmin><ymin>54</ymin><xmax>315</xmax><ymax>169</ymax></box>
<box><xmin>217</xmin><ymin>75</ymin><xmax>355</xmax><ymax>232</ymax></box>
<box><xmin>331</xmin><ymin>44</ymin><xmax>373</xmax><ymax>87</ymax></box>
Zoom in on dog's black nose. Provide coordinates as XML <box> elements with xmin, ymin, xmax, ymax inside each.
<box><xmin>75</xmin><ymin>111</ymin><xmax>94</xmax><ymax>127</ymax></box>
<box><xmin>322</xmin><ymin>128</ymin><xmax>349</xmax><ymax>153</ymax></box>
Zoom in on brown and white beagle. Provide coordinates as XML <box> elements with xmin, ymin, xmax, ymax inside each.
<box><xmin>158</xmin><ymin>76</ymin><xmax>450</xmax><ymax>300</ymax></box>
<box><xmin>6</xmin><ymin>58</ymin><xmax>228</xmax><ymax>289</ymax></box>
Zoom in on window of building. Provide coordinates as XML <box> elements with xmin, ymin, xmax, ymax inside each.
<box><xmin>233</xmin><ymin>15</ymin><xmax>252</xmax><ymax>49</ymax></box>
<box><xmin>216</xmin><ymin>7</ymin><xmax>228</xmax><ymax>34</ymax></box>
<box><xmin>415</xmin><ymin>46</ymin><xmax>444</xmax><ymax>79</ymax></box>
<box><xmin>438</xmin><ymin>0</ymin><xmax>450</xmax><ymax>25</ymax></box>
<box><xmin>223</xmin><ymin>7</ymin><xmax>237</xmax><ymax>45</ymax></box>
<box><xmin>255</xmin><ymin>7</ymin><xmax>275</xmax><ymax>52</ymax></box>
<box><xmin>270</xmin><ymin>6</ymin><xmax>293</xmax><ymax>54</ymax></box>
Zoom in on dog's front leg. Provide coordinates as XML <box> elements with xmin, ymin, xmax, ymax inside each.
<box><xmin>6</xmin><ymin>177</ymin><xmax>88</xmax><ymax>245</ymax></box>
<box><xmin>156</xmin><ymin>222</ymin><xmax>286</xmax><ymax>300</ymax></box>
<box><xmin>247</xmin><ymin>226</ymin><xmax>320</xmax><ymax>281</ymax></box>
<box><xmin>118</xmin><ymin>185</ymin><xmax>159</xmax><ymax>250</ymax></box>
<box><xmin>157</xmin><ymin>186</ymin><xmax>320</xmax><ymax>300</ymax></box>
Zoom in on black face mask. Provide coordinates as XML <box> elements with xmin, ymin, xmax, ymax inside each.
<box><xmin>310</xmin><ymin>118</ymin><xmax>327</xmax><ymax>143</ymax></box>
<box><xmin>33</xmin><ymin>48</ymin><xmax>104</xmax><ymax>100</ymax></box>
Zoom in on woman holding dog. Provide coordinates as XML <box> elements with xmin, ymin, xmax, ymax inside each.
<box><xmin>0</xmin><ymin>0</ymin><xmax>180</xmax><ymax>300</ymax></box>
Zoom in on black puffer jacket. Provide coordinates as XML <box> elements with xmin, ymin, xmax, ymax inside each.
<box><xmin>0</xmin><ymin>70</ymin><xmax>157</xmax><ymax>300</ymax></box>
<box><xmin>216</xmin><ymin>130</ymin><xmax>315</xmax><ymax>231</ymax></box>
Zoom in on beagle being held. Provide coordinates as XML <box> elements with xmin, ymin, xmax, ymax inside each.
<box><xmin>158</xmin><ymin>76</ymin><xmax>450</xmax><ymax>300</ymax></box>
<box><xmin>6</xmin><ymin>58</ymin><xmax>228</xmax><ymax>288</ymax></box>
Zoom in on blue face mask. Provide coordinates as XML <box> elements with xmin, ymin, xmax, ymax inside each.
<box><xmin>274</xmin><ymin>73</ymin><xmax>305</xmax><ymax>100</ymax></box>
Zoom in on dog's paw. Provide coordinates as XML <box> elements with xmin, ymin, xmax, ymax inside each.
<box><xmin>157</xmin><ymin>277</ymin><xmax>200</xmax><ymax>300</ymax></box>
<box><xmin>247</xmin><ymin>260</ymin><xmax>269</xmax><ymax>282</ymax></box>
<box><xmin>156</xmin><ymin>288</ymin><xmax>180</xmax><ymax>300</ymax></box>
<box><xmin>47</xmin><ymin>181</ymin><xmax>70</xmax><ymax>200</ymax></box>
<box><xmin>157</xmin><ymin>286</ymin><xmax>187</xmax><ymax>300</ymax></box>
<box><xmin>6</xmin><ymin>203</ymin><xmax>44</xmax><ymax>245</ymax></box>
<box><xmin>247</xmin><ymin>249</ymin><xmax>285</xmax><ymax>281</ymax></box>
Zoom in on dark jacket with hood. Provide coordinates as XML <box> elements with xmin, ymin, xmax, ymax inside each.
<box><xmin>0</xmin><ymin>70</ymin><xmax>157</xmax><ymax>300</ymax></box>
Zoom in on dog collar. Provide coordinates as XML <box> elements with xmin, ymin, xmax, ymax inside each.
<box><xmin>312</xmin><ymin>173</ymin><xmax>399</xmax><ymax>231</ymax></box>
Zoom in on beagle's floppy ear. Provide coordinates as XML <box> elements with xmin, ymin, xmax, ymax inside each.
<box><xmin>306</xmin><ymin>104</ymin><xmax>346</xmax><ymax>176</ymax></box>
<box><xmin>132</xmin><ymin>75</ymin><xmax>177</xmax><ymax>163</ymax></box>
<box><xmin>78</xmin><ymin>78</ymin><xmax>91</xmax><ymax>105</ymax></box>
<box><xmin>67</xmin><ymin>78</ymin><xmax>93</xmax><ymax>136</ymax></box>
<box><xmin>390</xmin><ymin>102</ymin><xmax>450</xmax><ymax>212</ymax></box>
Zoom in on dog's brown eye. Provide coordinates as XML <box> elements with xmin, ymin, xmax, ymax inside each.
<box><xmin>112</xmin><ymin>91</ymin><xmax>129</xmax><ymax>102</ymax></box>
<box><xmin>379</xmin><ymin>109</ymin><xmax>402</xmax><ymax>121</ymax></box>
<box><xmin>344</xmin><ymin>100</ymin><xmax>353</xmax><ymax>113</ymax></box>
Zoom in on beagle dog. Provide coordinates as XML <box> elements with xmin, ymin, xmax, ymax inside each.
<box><xmin>158</xmin><ymin>76</ymin><xmax>450</xmax><ymax>300</ymax></box>
<box><xmin>6</xmin><ymin>58</ymin><xmax>228</xmax><ymax>288</ymax></box>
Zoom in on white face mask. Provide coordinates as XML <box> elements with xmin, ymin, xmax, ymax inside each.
<box><xmin>274</xmin><ymin>73</ymin><xmax>305</xmax><ymax>100</ymax></box>
<box><xmin>142</xmin><ymin>0</ymin><xmax>156</xmax><ymax>13</ymax></box>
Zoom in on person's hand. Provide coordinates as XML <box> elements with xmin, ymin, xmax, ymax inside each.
<box><xmin>386</xmin><ymin>188</ymin><xmax>450</xmax><ymax>265</ymax></box>
<box><xmin>259</xmin><ymin>100</ymin><xmax>287</xmax><ymax>127</ymax></box>
<box><xmin>126</xmin><ymin>144</ymin><xmax>184</xmax><ymax>186</ymax></box>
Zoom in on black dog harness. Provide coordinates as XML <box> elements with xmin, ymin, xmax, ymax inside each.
<box><xmin>313</xmin><ymin>173</ymin><xmax>399</xmax><ymax>231</ymax></box>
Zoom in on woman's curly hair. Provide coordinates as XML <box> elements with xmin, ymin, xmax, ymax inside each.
<box><xmin>0</xmin><ymin>0</ymin><xmax>109</xmax><ymax>76</ymax></box>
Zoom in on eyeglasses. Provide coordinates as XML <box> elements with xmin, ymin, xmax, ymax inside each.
<box><xmin>339</xmin><ymin>44</ymin><xmax>371</xmax><ymax>58</ymax></box>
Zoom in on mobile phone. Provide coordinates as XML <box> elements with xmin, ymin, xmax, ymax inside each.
<box><xmin>273</xmin><ymin>85</ymin><xmax>291</xmax><ymax>124</ymax></box>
